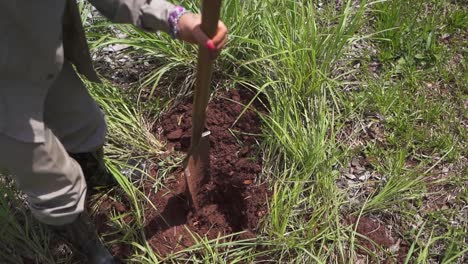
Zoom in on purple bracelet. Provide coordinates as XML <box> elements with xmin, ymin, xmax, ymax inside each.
<box><xmin>168</xmin><ymin>6</ymin><xmax>189</xmax><ymax>39</ymax></box>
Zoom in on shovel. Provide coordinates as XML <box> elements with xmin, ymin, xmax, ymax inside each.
<box><xmin>184</xmin><ymin>0</ymin><xmax>222</xmax><ymax>210</ymax></box>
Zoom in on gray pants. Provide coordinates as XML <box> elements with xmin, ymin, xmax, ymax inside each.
<box><xmin>0</xmin><ymin>62</ymin><xmax>106</xmax><ymax>226</ymax></box>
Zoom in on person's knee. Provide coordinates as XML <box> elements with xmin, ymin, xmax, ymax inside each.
<box><xmin>26</xmin><ymin>161</ymin><xmax>87</xmax><ymax>226</ymax></box>
<box><xmin>27</xmin><ymin>179</ymin><xmax>87</xmax><ymax>226</ymax></box>
<box><xmin>0</xmin><ymin>132</ymin><xmax>88</xmax><ymax>226</ymax></box>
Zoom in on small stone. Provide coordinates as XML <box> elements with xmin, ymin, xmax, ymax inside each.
<box><xmin>114</xmin><ymin>202</ymin><xmax>125</xmax><ymax>212</ymax></box>
<box><xmin>112</xmin><ymin>44</ymin><xmax>129</xmax><ymax>52</ymax></box>
<box><xmin>232</xmin><ymin>94</ymin><xmax>241</xmax><ymax>102</ymax></box>
<box><xmin>243</xmin><ymin>179</ymin><xmax>253</xmax><ymax>185</ymax></box>
<box><xmin>370</xmin><ymin>172</ymin><xmax>381</xmax><ymax>180</ymax></box>
<box><xmin>347</xmin><ymin>179</ymin><xmax>356</xmax><ymax>186</ymax></box>
<box><xmin>354</xmin><ymin>166</ymin><xmax>365</xmax><ymax>174</ymax></box>
<box><xmin>442</xmin><ymin>167</ymin><xmax>449</xmax><ymax>173</ymax></box>
<box><xmin>124</xmin><ymin>61</ymin><xmax>132</xmax><ymax>69</ymax></box>
<box><xmin>355</xmin><ymin>255</ymin><xmax>366</xmax><ymax>264</ymax></box>
<box><xmin>116</xmin><ymin>32</ymin><xmax>128</xmax><ymax>39</ymax></box>
<box><xmin>357</xmin><ymin>171</ymin><xmax>371</xmax><ymax>181</ymax></box>
<box><xmin>358</xmin><ymin>173</ymin><xmax>370</xmax><ymax>181</ymax></box>
<box><xmin>235</xmin><ymin>158</ymin><xmax>250</xmax><ymax>168</ymax></box>
<box><xmin>344</xmin><ymin>173</ymin><xmax>356</xmax><ymax>180</ymax></box>
<box><xmin>336</xmin><ymin>179</ymin><xmax>348</xmax><ymax>188</ymax></box>
<box><xmin>166</xmin><ymin>129</ymin><xmax>183</xmax><ymax>140</ymax></box>
<box><xmin>439</xmin><ymin>33</ymin><xmax>451</xmax><ymax>43</ymax></box>
<box><xmin>389</xmin><ymin>239</ymin><xmax>401</xmax><ymax>253</ymax></box>
<box><xmin>239</xmin><ymin>146</ymin><xmax>250</xmax><ymax>156</ymax></box>
<box><xmin>351</xmin><ymin>158</ymin><xmax>361</xmax><ymax>167</ymax></box>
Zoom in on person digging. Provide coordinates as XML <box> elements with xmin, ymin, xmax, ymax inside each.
<box><xmin>0</xmin><ymin>0</ymin><xmax>227</xmax><ymax>263</ymax></box>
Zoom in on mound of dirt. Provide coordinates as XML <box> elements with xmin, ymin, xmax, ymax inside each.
<box><xmin>347</xmin><ymin>216</ymin><xmax>409</xmax><ymax>263</ymax></box>
<box><xmin>143</xmin><ymin>89</ymin><xmax>269</xmax><ymax>256</ymax></box>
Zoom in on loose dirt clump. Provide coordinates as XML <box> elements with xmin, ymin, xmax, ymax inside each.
<box><xmin>144</xmin><ymin>88</ymin><xmax>269</xmax><ymax>256</ymax></box>
<box><xmin>346</xmin><ymin>216</ymin><xmax>409</xmax><ymax>263</ymax></box>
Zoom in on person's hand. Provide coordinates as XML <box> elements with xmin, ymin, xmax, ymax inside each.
<box><xmin>177</xmin><ymin>13</ymin><xmax>228</xmax><ymax>59</ymax></box>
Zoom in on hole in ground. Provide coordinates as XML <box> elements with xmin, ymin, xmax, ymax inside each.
<box><xmin>144</xmin><ymin>88</ymin><xmax>269</xmax><ymax>256</ymax></box>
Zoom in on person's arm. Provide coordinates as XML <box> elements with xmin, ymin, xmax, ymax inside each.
<box><xmin>88</xmin><ymin>0</ymin><xmax>176</xmax><ymax>34</ymax></box>
<box><xmin>88</xmin><ymin>0</ymin><xmax>227</xmax><ymax>55</ymax></box>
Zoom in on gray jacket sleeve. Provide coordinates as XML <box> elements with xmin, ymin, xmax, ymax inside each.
<box><xmin>88</xmin><ymin>0</ymin><xmax>177</xmax><ymax>34</ymax></box>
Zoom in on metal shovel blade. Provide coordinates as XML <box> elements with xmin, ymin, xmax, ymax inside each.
<box><xmin>184</xmin><ymin>134</ymin><xmax>210</xmax><ymax>210</ymax></box>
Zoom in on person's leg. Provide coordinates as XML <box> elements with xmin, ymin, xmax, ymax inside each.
<box><xmin>0</xmin><ymin>128</ymin><xmax>114</xmax><ymax>263</ymax></box>
<box><xmin>44</xmin><ymin>61</ymin><xmax>106</xmax><ymax>153</ymax></box>
<box><xmin>44</xmin><ymin>61</ymin><xmax>114</xmax><ymax>188</ymax></box>
<box><xmin>0</xmin><ymin>128</ymin><xmax>86</xmax><ymax>225</ymax></box>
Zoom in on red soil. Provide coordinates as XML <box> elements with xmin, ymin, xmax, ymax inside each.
<box><xmin>347</xmin><ymin>216</ymin><xmax>409</xmax><ymax>263</ymax></box>
<box><xmin>143</xmin><ymin>88</ymin><xmax>269</xmax><ymax>256</ymax></box>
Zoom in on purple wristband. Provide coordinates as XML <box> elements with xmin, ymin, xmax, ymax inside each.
<box><xmin>168</xmin><ymin>6</ymin><xmax>188</xmax><ymax>39</ymax></box>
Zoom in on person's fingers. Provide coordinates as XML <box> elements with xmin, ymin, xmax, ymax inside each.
<box><xmin>211</xmin><ymin>21</ymin><xmax>228</xmax><ymax>46</ymax></box>
<box><xmin>216</xmin><ymin>34</ymin><xmax>228</xmax><ymax>50</ymax></box>
<box><xmin>190</xmin><ymin>20</ymin><xmax>227</xmax><ymax>58</ymax></box>
<box><xmin>192</xmin><ymin>25</ymin><xmax>210</xmax><ymax>47</ymax></box>
<box><xmin>205</xmin><ymin>40</ymin><xmax>216</xmax><ymax>51</ymax></box>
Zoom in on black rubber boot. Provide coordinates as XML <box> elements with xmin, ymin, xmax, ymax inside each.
<box><xmin>69</xmin><ymin>147</ymin><xmax>117</xmax><ymax>189</ymax></box>
<box><xmin>52</xmin><ymin>213</ymin><xmax>115</xmax><ymax>263</ymax></box>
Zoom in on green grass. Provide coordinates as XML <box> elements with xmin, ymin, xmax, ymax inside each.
<box><xmin>0</xmin><ymin>0</ymin><xmax>466</xmax><ymax>263</ymax></box>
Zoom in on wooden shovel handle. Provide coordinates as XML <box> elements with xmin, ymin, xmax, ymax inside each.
<box><xmin>201</xmin><ymin>0</ymin><xmax>222</xmax><ymax>38</ymax></box>
<box><xmin>190</xmin><ymin>0</ymin><xmax>222</xmax><ymax>150</ymax></box>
